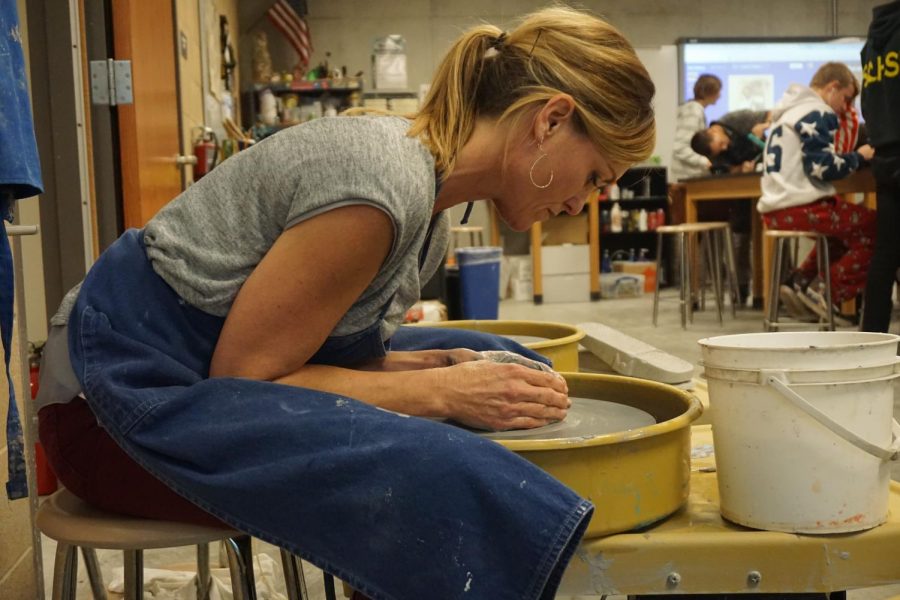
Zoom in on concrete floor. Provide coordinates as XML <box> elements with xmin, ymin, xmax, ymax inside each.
<box><xmin>38</xmin><ymin>289</ymin><xmax>900</xmax><ymax>599</ymax></box>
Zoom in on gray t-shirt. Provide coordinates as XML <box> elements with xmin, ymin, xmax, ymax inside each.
<box><xmin>55</xmin><ymin>115</ymin><xmax>448</xmax><ymax>339</ymax></box>
<box><xmin>40</xmin><ymin>116</ymin><xmax>448</xmax><ymax>409</ymax></box>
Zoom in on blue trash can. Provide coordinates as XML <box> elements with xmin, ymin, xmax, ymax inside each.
<box><xmin>455</xmin><ymin>246</ymin><xmax>502</xmax><ymax>319</ymax></box>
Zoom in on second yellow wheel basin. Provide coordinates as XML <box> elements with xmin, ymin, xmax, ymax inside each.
<box><xmin>408</xmin><ymin>319</ymin><xmax>584</xmax><ymax>372</ymax></box>
<box><xmin>491</xmin><ymin>373</ymin><xmax>702</xmax><ymax>538</ymax></box>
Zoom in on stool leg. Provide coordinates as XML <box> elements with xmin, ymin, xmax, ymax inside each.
<box><xmin>80</xmin><ymin>547</ymin><xmax>106</xmax><ymax>600</ymax></box>
<box><xmin>705</xmin><ymin>231</ymin><xmax>724</xmax><ymax>325</ymax></box>
<box><xmin>766</xmin><ymin>238</ymin><xmax>785</xmax><ymax>331</ymax></box>
<box><xmin>652</xmin><ymin>231</ymin><xmax>663</xmax><ymax>326</ymax></box>
<box><xmin>685</xmin><ymin>233</ymin><xmax>694</xmax><ymax>325</ymax></box>
<box><xmin>280</xmin><ymin>549</ymin><xmax>309</xmax><ymax>600</ymax></box>
<box><xmin>51</xmin><ymin>543</ymin><xmax>78</xmax><ymax>600</ymax></box>
<box><xmin>819</xmin><ymin>237</ymin><xmax>836</xmax><ymax>331</ymax></box>
<box><xmin>225</xmin><ymin>535</ymin><xmax>258</xmax><ymax>600</ymax></box>
<box><xmin>723</xmin><ymin>226</ymin><xmax>741</xmax><ymax>314</ymax></box>
<box><xmin>324</xmin><ymin>573</ymin><xmax>337</xmax><ymax>600</ymax></box>
<box><xmin>678</xmin><ymin>233</ymin><xmax>688</xmax><ymax>329</ymax></box>
<box><xmin>123</xmin><ymin>549</ymin><xmax>143</xmax><ymax>600</ymax></box>
<box><xmin>197</xmin><ymin>543</ymin><xmax>211</xmax><ymax>600</ymax></box>
<box><xmin>698</xmin><ymin>234</ymin><xmax>707</xmax><ymax>312</ymax></box>
<box><xmin>712</xmin><ymin>230</ymin><xmax>728</xmax><ymax>318</ymax></box>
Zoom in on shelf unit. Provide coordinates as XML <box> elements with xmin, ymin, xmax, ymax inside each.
<box><xmin>600</xmin><ymin>167</ymin><xmax>669</xmax><ymax>276</ymax></box>
<box><xmin>241</xmin><ymin>77</ymin><xmax>364</xmax><ymax>135</ymax></box>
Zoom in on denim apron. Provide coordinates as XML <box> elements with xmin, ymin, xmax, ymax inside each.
<box><xmin>67</xmin><ymin>230</ymin><xmax>592</xmax><ymax>600</ymax></box>
<box><xmin>1</xmin><ymin>1</ymin><xmax>45</xmax><ymax>500</ymax></box>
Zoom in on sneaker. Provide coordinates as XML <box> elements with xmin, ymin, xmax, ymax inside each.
<box><xmin>778</xmin><ymin>285</ymin><xmax>818</xmax><ymax>322</ymax></box>
<box><xmin>797</xmin><ymin>284</ymin><xmax>857</xmax><ymax>327</ymax></box>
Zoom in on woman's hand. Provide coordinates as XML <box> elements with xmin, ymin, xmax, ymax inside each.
<box><xmin>435</xmin><ymin>360</ymin><xmax>570</xmax><ymax>431</ymax></box>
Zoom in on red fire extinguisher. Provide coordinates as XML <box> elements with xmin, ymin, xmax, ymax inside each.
<box><xmin>192</xmin><ymin>126</ymin><xmax>220</xmax><ymax>181</ymax></box>
<box><xmin>28</xmin><ymin>342</ymin><xmax>58</xmax><ymax>496</ymax></box>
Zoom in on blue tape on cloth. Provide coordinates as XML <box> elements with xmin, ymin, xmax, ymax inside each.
<box><xmin>1</xmin><ymin>193</ymin><xmax>27</xmax><ymax>499</ymax></box>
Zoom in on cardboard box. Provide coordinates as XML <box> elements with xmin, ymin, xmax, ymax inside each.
<box><xmin>612</xmin><ymin>260</ymin><xmax>657</xmax><ymax>293</ymax></box>
<box><xmin>542</xmin><ymin>244</ymin><xmax>590</xmax><ymax>276</ymax></box>
<box><xmin>541</xmin><ymin>214</ymin><xmax>588</xmax><ymax>245</ymax></box>
<box><xmin>544</xmin><ymin>272</ymin><xmax>591</xmax><ymax>303</ymax></box>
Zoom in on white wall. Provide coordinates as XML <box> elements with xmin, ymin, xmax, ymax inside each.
<box><xmin>241</xmin><ymin>0</ymin><xmax>883</xmax><ymax>234</ymax></box>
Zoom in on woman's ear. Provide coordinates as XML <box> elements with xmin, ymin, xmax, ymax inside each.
<box><xmin>533</xmin><ymin>94</ymin><xmax>576</xmax><ymax>142</ymax></box>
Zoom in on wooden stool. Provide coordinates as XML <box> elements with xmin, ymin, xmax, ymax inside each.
<box><xmin>764</xmin><ymin>229</ymin><xmax>836</xmax><ymax>331</ymax></box>
<box><xmin>36</xmin><ymin>488</ymin><xmax>315</xmax><ymax>600</ymax></box>
<box><xmin>652</xmin><ymin>222</ymin><xmax>740</xmax><ymax>329</ymax></box>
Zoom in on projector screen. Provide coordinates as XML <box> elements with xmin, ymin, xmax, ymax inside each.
<box><xmin>680</xmin><ymin>38</ymin><xmax>865</xmax><ymax>123</ymax></box>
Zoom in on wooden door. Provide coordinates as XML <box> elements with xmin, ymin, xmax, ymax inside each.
<box><xmin>112</xmin><ymin>0</ymin><xmax>182</xmax><ymax>228</ymax></box>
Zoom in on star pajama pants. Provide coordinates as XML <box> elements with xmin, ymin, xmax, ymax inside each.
<box><xmin>762</xmin><ymin>196</ymin><xmax>875</xmax><ymax>303</ymax></box>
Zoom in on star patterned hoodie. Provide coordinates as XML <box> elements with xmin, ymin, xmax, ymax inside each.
<box><xmin>757</xmin><ymin>83</ymin><xmax>865</xmax><ymax>214</ymax></box>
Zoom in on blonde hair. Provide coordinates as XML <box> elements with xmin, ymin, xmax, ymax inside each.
<box><xmin>810</xmin><ymin>62</ymin><xmax>858</xmax><ymax>92</ymax></box>
<box><xmin>407</xmin><ymin>6</ymin><xmax>656</xmax><ymax>175</ymax></box>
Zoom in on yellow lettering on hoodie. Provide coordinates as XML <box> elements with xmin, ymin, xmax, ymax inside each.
<box><xmin>863</xmin><ymin>52</ymin><xmax>900</xmax><ymax>87</ymax></box>
<box><xmin>886</xmin><ymin>51</ymin><xmax>900</xmax><ymax>78</ymax></box>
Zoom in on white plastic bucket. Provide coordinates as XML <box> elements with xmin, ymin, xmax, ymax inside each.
<box><xmin>699</xmin><ymin>331</ymin><xmax>900</xmax><ymax>534</ymax></box>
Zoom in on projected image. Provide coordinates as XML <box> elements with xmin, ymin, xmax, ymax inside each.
<box><xmin>681</xmin><ymin>39</ymin><xmax>865</xmax><ymax>122</ymax></box>
<box><xmin>728</xmin><ymin>74</ymin><xmax>774</xmax><ymax>112</ymax></box>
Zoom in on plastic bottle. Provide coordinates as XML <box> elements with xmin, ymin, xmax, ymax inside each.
<box><xmin>601</xmin><ymin>249</ymin><xmax>612</xmax><ymax>273</ymax></box>
<box><xmin>610</xmin><ymin>202</ymin><xmax>622</xmax><ymax>233</ymax></box>
<box><xmin>638</xmin><ymin>209</ymin><xmax>648</xmax><ymax>232</ymax></box>
<box><xmin>608</xmin><ymin>183</ymin><xmax>620</xmax><ymax>200</ymax></box>
<box><xmin>628</xmin><ymin>247</ymin><xmax>636</xmax><ymax>261</ymax></box>
<box><xmin>656</xmin><ymin>208</ymin><xmax>666</xmax><ymax>227</ymax></box>
<box><xmin>647</xmin><ymin>210</ymin><xmax>657</xmax><ymax>231</ymax></box>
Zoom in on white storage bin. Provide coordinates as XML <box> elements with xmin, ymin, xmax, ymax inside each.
<box><xmin>600</xmin><ymin>273</ymin><xmax>645</xmax><ymax>299</ymax></box>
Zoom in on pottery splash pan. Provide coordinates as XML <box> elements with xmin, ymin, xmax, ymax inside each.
<box><xmin>479</xmin><ymin>373</ymin><xmax>702</xmax><ymax>538</ymax></box>
<box><xmin>408</xmin><ymin>320</ymin><xmax>584</xmax><ymax>372</ymax></box>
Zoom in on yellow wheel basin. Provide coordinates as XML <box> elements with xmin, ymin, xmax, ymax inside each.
<box><xmin>408</xmin><ymin>320</ymin><xmax>584</xmax><ymax>372</ymax></box>
<box><xmin>496</xmin><ymin>373</ymin><xmax>702</xmax><ymax>538</ymax></box>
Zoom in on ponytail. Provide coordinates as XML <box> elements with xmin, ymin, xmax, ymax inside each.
<box><xmin>408</xmin><ymin>26</ymin><xmax>504</xmax><ymax>175</ymax></box>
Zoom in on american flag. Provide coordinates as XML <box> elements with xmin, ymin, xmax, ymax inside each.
<box><xmin>267</xmin><ymin>0</ymin><xmax>313</xmax><ymax>68</ymax></box>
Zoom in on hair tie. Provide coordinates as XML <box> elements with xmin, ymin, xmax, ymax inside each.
<box><xmin>489</xmin><ymin>32</ymin><xmax>507</xmax><ymax>50</ymax></box>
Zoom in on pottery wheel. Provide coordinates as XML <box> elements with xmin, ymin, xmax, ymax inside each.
<box><xmin>476</xmin><ymin>397</ymin><xmax>656</xmax><ymax>441</ymax></box>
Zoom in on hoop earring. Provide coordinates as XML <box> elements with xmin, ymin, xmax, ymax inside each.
<box><xmin>529</xmin><ymin>139</ymin><xmax>554</xmax><ymax>189</ymax></box>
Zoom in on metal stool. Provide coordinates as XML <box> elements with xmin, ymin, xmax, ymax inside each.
<box><xmin>447</xmin><ymin>226</ymin><xmax>485</xmax><ymax>265</ymax></box>
<box><xmin>764</xmin><ymin>229</ymin><xmax>835</xmax><ymax>331</ymax></box>
<box><xmin>36</xmin><ymin>487</ymin><xmax>316</xmax><ymax>600</ymax></box>
<box><xmin>652</xmin><ymin>222</ymin><xmax>740</xmax><ymax>329</ymax></box>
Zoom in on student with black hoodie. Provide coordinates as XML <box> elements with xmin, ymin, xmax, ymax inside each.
<box><xmin>862</xmin><ymin>1</ymin><xmax>900</xmax><ymax>332</ymax></box>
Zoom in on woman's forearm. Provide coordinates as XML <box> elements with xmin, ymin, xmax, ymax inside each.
<box><xmin>274</xmin><ymin>363</ymin><xmax>449</xmax><ymax>417</ymax></box>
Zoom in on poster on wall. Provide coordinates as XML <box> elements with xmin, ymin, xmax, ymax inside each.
<box><xmin>374</xmin><ymin>35</ymin><xmax>408</xmax><ymax>90</ymax></box>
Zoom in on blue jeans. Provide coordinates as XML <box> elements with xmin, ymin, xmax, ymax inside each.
<box><xmin>66</xmin><ymin>229</ymin><xmax>592</xmax><ymax>600</ymax></box>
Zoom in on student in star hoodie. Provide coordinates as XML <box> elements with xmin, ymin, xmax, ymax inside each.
<box><xmin>757</xmin><ymin>62</ymin><xmax>876</xmax><ymax>326</ymax></box>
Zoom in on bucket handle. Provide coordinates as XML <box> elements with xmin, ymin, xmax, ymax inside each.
<box><xmin>760</xmin><ymin>369</ymin><xmax>900</xmax><ymax>462</ymax></box>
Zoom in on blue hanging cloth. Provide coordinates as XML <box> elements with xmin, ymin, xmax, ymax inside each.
<box><xmin>0</xmin><ymin>0</ymin><xmax>45</xmax><ymax>501</ymax></box>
